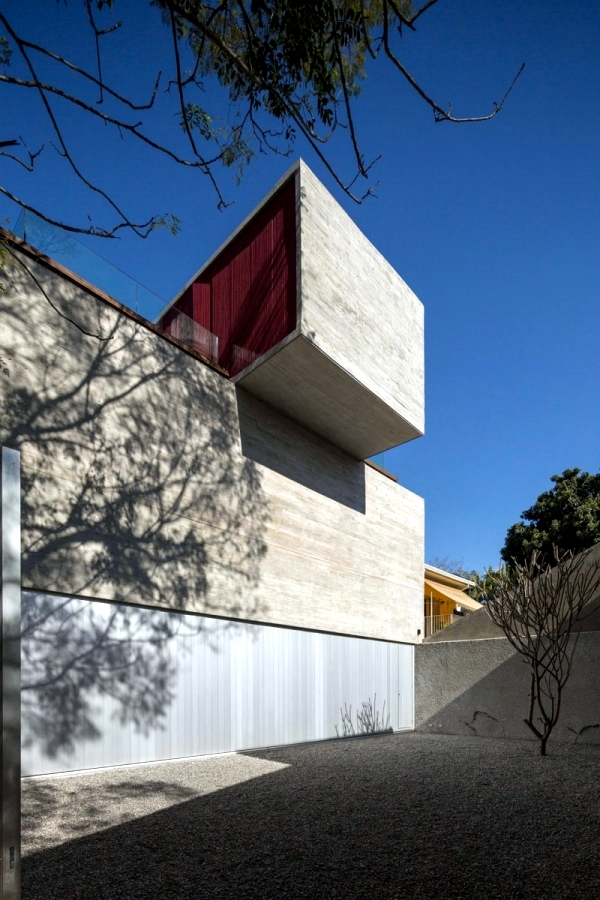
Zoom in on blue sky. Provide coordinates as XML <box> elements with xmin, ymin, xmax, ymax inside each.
<box><xmin>2</xmin><ymin>1</ymin><xmax>599</xmax><ymax>572</ymax></box>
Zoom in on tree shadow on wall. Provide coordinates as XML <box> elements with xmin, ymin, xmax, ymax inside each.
<box><xmin>1</xmin><ymin>258</ymin><xmax>270</xmax><ymax>756</ymax></box>
<box><xmin>20</xmin><ymin>592</ymin><xmax>211</xmax><ymax>759</ymax></box>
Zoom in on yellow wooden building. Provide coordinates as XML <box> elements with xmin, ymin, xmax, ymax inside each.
<box><xmin>424</xmin><ymin>564</ymin><xmax>482</xmax><ymax>638</ymax></box>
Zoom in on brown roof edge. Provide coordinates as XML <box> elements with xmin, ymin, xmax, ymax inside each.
<box><xmin>0</xmin><ymin>227</ymin><xmax>229</xmax><ymax>378</ymax></box>
<box><xmin>364</xmin><ymin>459</ymin><xmax>399</xmax><ymax>483</ymax></box>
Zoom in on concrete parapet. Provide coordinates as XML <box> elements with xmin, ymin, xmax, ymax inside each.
<box><xmin>416</xmin><ymin>632</ymin><xmax>600</xmax><ymax>745</ymax></box>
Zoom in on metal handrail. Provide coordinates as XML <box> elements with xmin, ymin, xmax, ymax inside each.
<box><xmin>424</xmin><ymin>614</ymin><xmax>458</xmax><ymax>638</ymax></box>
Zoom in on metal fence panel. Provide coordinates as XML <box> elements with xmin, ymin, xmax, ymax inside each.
<box><xmin>21</xmin><ymin>592</ymin><xmax>414</xmax><ymax>776</ymax></box>
<box><xmin>2</xmin><ymin>448</ymin><xmax>21</xmax><ymax>899</ymax></box>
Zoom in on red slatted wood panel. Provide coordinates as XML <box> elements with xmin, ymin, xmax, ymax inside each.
<box><xmin>160</xmin><ymin>176</ymin><xmax>297</xmax><ymax>376</ymax></box>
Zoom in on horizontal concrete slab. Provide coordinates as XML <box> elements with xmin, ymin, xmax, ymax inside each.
<box><xmin>235</xmin><ymin>335</ymin><xmax>422</xmax><ymax>459</ymax></box>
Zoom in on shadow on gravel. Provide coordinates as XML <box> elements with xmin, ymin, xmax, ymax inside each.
<box><xmin>23</xmin><ymin>734</ymin><xmax>600</xmax><ymax>900</ymax></box>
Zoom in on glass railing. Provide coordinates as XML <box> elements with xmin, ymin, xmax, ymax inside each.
<box><xmin>162</xmin><ymin>307</ymin><xmax>220</xmax><ymax>365</ymax></box>
<box><xmin>12</xmin><ymin>211</ymin><xmax>167</xmax><ymax>323</ymax></box>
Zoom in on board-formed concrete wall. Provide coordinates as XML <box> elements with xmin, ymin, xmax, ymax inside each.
<box><xmin>0</xmin><ymin>243</ymin><xmax>424</xmax><ymax>643</ymax></box>
<box><xmin>415</xmin><ymin>633</ymin><xmax>600</xmax><ymax>745</ymax></box>
<box><xmin>298</xmin><ymin>161</ymin><xmax>424</xmax><ymax>437</ymax></box>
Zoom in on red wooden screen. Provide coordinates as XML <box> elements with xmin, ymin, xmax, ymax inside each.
<box><xmin>160</xmin><ymin>176</ymin><xmax>297</xmax><ymax>376</ymax></box>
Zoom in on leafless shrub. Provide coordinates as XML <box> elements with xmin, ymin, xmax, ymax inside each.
<box><xmin>485</xmin><ymin>547</ymin><xmax>600</xmax><ymax>755</ymax></box>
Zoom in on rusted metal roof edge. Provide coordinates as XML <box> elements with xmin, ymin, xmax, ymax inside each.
<box><xmin>364</xmin><ymin>459</ymin><xmax>399</xmax><ymax>483</ymax></box>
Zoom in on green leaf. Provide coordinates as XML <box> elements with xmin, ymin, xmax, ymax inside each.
<box><xmin>0</xmin><ymin>35</ymin><xmax>12</xmax><ymax>66</ymax></box>
<box><xmin>180</xmin><ymin>104</ymin><xmax>215</xmax><ymax>141</ymax></box>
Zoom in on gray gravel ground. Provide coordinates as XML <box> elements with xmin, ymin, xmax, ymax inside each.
<box><xmin>22</xmin><ymin>732</ymin><xmax>600</xmax><ymax>899</ymax></box>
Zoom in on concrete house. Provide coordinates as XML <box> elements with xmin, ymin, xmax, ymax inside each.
<box><xmin>0</xmin><ymin>161</ymin><xmax>425</xmax><ymax>776</ymax></box>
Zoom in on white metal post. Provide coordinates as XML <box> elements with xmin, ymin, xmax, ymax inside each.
<box><xmin>1</xmin><ymin>447</ymin><xmax>21</xmax><ymax>900</ymax></box>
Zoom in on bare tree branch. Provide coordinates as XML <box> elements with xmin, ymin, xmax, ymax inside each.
<box><xmin>406</xmin><ymin>0</ymin><xmax>441</xmax><ymax>28</ymax></box>
<box><xmin>167</xmin><ymin>7</ymin><xmax>229</xmax><ymax>208</ymax></box>
<box><xmin>384</xmin><ymin>0</ymin><xmax>525</xmax><ymax>123</ymax></box>
<box><xmin>1</xmin><ymin>236</ymin><xmax>107</xmax><ymax>339</ymax></box>
<box><xmin>18</xmin><ymin>37</ymin><xmax>162</xmax><ymax>110</ymax></box>
<box><xmin>0</xmin><ymin>12</ymin><xmax>170</xmax><ymax>238</ymax></box>
<box><xmin>0</xmin><ymin>74</ymin><xmax>230</xmax><ymax>172</ymax></box>
<box><xmin>0</xmin><ymin>185</ymin><xmax>164</xmax><ymax>239</ymax></box>
<box><xmin>0</xmin><ymin>136</ymin><xmax>45</xmax><ymax>171</ymax></box>
<box><xmin>485</xmin><ymin>547</ymin><xmax>600</xmax><ymax>755</ymax></box>
<box><xmin>84</xmin><ymin>0</ymin><xmax>123</xmax><ymax>104</ymax></box>
<box><xmin>328</xmin><ymin>0</ymin><xmax>368</xmax><ymax>178</ymax></box>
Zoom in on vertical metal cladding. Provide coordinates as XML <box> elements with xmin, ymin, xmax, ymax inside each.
<box><xmin>2</xmin><ymin>447</ymin><xmax>21</xmax><ymax>898</ymax></box>
<box><xmin>161</xmin><ymin>176</ymin><xmax>297</xmax><ymax>376</ymax></box>
<box><xmin>22</xmin><ymin>593</ymin><xmax>415</xmax><ymax>776</ymax></box>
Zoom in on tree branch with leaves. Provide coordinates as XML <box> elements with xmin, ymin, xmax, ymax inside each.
<box><xmin>0</xmin><ymin>1</ymin><xmax>524</xmax><ymax>240</ymax></box>
<box><xmin>501</xmin><ymin>469</ymin><xmax>600</xmax><ymax>569</ymax></box>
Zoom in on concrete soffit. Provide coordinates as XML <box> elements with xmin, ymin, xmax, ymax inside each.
<box><xmin>235</xmin><ymin>333</ymin><xmax>422</xmax><ymax>460</ymax></box>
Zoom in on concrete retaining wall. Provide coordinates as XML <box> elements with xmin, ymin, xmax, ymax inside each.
<box><xmin>415</xmin><ymin>632</ymin><xmax>600</xmax><ymax>745</ymax></box>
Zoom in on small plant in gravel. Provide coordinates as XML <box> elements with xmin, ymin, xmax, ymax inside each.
<box><xmin>335</xmin><ymin>695</ymin><xmax>391</xmax><ymax>738</ymax></box>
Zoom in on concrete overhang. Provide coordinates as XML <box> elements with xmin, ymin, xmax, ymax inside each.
<box><xmin>234</xmin><ymin>334</ymin><xmax>422</xmax><ymax>459</ymax></box>
<box><xmin>159</xmin><ymin>159</ymin><xmax>424</xmax><ymax>459</ymax></box>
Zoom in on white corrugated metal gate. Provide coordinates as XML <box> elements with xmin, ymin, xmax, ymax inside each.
<box><xmin>21</xmin><ymin>592</ymin><xmax>414</xmax><ymax>776</ymax></box>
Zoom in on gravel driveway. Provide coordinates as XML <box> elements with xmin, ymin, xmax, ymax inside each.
<box><xmin>22</xmin><ymin>732</ymin><xmax>600</xmax><ymax>899</ymax></box>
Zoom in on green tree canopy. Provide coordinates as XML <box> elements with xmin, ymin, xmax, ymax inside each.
<box><xmin>0</xmin><ymin>1</ymin><xmax>524</xmax><ymax>238</ymax></box>
<box><xmin>501</xmin><ymin>468</ymin><xmax>600</xmax><ymax>568</ymax></box>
